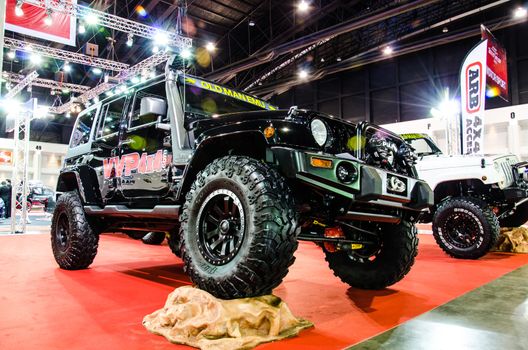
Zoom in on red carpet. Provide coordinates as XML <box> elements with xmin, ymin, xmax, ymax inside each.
<box><xmin>0</xmin><ymin>233</ymin><xmax>527</xmax><ymax>350</ymax></box>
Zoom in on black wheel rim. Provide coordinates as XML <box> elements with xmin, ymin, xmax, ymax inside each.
<box><xmin>442</xmin><ymin>211</ymin><xmax>482</xmax><ymax>249</ymax></box>
<box><xmin>196</xmin><ymin>189</ymin><xmax>245</xmax><ymax>266</ymax></box>
<box><xmin>56</xmin><ymin>212</ymin><xmax>70</xmax><ymax>251</ymax></box>
<box><xmin>346</xmin><ymin>224</ymin><xmax>383</xmax><ymax>264</ymax></box>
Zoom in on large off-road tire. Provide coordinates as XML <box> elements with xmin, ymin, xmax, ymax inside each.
<box><xmin>141</xmin><ymin>232</ymin><xmax>166</xmax><ymax>245</ymax></box>
<box><xmin>499</xmin><ymin>201</ymin><xmax>528</xmax><ymax>228</ymax></box>
<box><xmin>179</xmin><ymin>156</ymin><xmax>298</xmax><ymax>299</ymax></box>
<box><xmin>325</xmin><ymin>221</ymin><xmax>418</xmax><ymax>289</ymax></box>
<box><xmin>432</xmin><ymin>197</ymin><xmax>499</xmax><ymax>259</ymax></box>
<box><xmin>168</xmin><ymin>226</ymin><xmax>181</xmax><ymax>258</ymax></box>
<box><xmin>51</xmin><ymin>191</ymin><xmax>99</xmax><ymax>270</ymax></box>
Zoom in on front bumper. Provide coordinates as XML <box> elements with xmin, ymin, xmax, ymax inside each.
<box><xmin>503</xmin><ymin>186</ymin><xmax>528</xmax><ymax>202</ymax></box>
<box><xmin>272</xmin><ymin>147</ymin><xmax>433</xmax><ymax>211</ymax></box>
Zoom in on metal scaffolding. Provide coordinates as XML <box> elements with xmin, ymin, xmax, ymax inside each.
<box><xmin>4</xmin><ymin>72</ymin><xmax>90</xmax><ymax>94</ymax></box>
<box><xmin>10</xmin><ymin>99</ymin><xmax>36</xmax><ymax>234</ymax></box>
<box><xmin>28</xmin><ymin>0</ymin><xmax>192</xmax><ymax>48</ymax></box>
<box><xmin>49</xmin><ymin>52</ymin><xmax>173</xmax><ymax>114</ymax></box>
<box><xmin>3</xmin><ymin>71</ymin><xmax>39</xmax><ymax>99</ymax></box>
<box><xmin>4</xmin><ymin>38</ymin><xmax>129</xmax><ymax>72</ymax></box>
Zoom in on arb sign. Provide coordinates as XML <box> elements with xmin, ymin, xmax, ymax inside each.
<box><xmin>5</xmin><ymin>0</ymin><xmax>77</xmax><ymax>46</ymax></box>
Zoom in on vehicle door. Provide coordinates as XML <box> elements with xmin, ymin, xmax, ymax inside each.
<box><xmin>90</xmin><ymin>95</ymin><xmax>128</xmax><ymax>203</ymax></box>
<box><xmin>119</xmin><ymin>80</ymin><xmax>173</xmax><ymax>200</ymax></box>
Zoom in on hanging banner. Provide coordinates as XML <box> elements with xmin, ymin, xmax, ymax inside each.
<box><xmin>460</xmin><ymin>40</ymin><xmax>487</xmax><ymax>155</ymax></box>
<box><xmin>5</xmin><ymin>0</ymin><xmax>77</xmax><ymax>46</ymax></box>
<box><xmin>481</xmin><ymin>25</ymin><xmax>509</xmax><ymax>102</ymax></box>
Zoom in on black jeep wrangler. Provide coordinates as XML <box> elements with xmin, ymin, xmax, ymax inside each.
<box><xmin>52</xmin><ymin>57</ymin><xmax>433</xmax><ymax>299</ymax></box>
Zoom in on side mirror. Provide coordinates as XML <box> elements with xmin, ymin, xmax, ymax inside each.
<box><xmin>140</xmin><ymin>97</ymin><xmax>167</xmax><ymax>116</ymax></box>
<box><xmin>156</xmin><ymin>123</ymin><xmax>171</xmax><ymax>131</ymax></box>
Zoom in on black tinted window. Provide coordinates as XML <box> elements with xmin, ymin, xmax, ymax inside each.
<box><xmin>97</xmin><ymin>97</ymin><xmax>126</xmax><ymax>138</ymax></box>
<box><xmin>70</xmin><ymin>107</ymin><xmax>96</xmax><ymax>147</ymax></box>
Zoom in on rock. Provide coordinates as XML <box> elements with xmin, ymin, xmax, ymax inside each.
<box><xmin>143</xmin><ymin>286</ymin><xmax>313</xmax><ymax>350</ymax></box>
<box><xmin>494</xmin><ymin>227</ymin><xmax>528</xmax><ymax>253</ymax></box>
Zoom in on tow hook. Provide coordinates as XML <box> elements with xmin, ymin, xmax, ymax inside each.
<box><xmin>324</xmin><ymin>227</ymin><xmax>344</xmax><ymax>252</ymax></box>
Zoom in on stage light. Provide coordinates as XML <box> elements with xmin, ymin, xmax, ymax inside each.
<box><xmin>126</xmin><ymin>34</ymin><xmax>134</xmax><ymax>47</ymax></box>
<box><xmin>442</xmin><ymin>27</ymin><xmax>449</xmax><ymax>33</ymax></box>
<box><xmin>62</xmin><ymin>87</ymin><xmax>71</xmax><ymax>94</ymax></box>
<box><xmin>30</xmin><ymin>53</ymin><xmax>42</xmax><ymax>65</ymax></box>
<box><xmin>180</xmin><ymin>47</ymin><xmax>192</xmax><ymax>59</ymax></box>
<box><xmin>297</xmin><ymin>0</ymin><xmax>310</xmax><ymax>13</ymax></box>
<box><xmin>514</xmin><ymin>7</ymin><xmax>527</xmax><ymax>18</ymax></box>
<box><xmin>383</xmin><ymin>46</ymin><xmax>393</xmax><ymax>55</ymax></box>
<box><xmin>65</xmin><ymin>112</ymin><xmax>71</xmax><ymax>119</ymax></box>
<box><xmin>15</xmin><ymin>1</ymin><xmax>24</xmax><ymax>17</ymax></box>
<box><xmin>431</xmin><ymin>93</ymin><xmax>459</xmax><ymax>119</ymax></box>
<box><xmin>152</xmin><ymin>45</ymin><xmax>160</xmax><ymax>53</ymax></box>
<box><xmin>78</xmin><ymin>23</ymin><xmax>86</xmax><ymax>34</ymax></box>
<box><xmin>131</xmin><ymin>76</ymin><xmax>140</xmax><ymax>84</ymax></box>
<box><xmin>149</xmin><ymin>70</ymin><xmax>156</xmax><ymax>79</ymax></box>
<box><xmin>85</xmin><ymin>13</ymin><xmax>99</xmax><ymax>25</ymax></box>
<box><xmin>92</xmin><ymin>67</ymin><xmax>103</xmax><ymax>75</ymax></box>
<box><xmin>105</xmin><ymin>90</ymin><xmax>114</xmax><ymax>97</ymax></box>
<box><xmin>135</xmin><ymin>5</ymin><xmax>147</xmax><ymax>17</ymax></box>
<box><xmin>248</xmin><ymin>20</ymin><xmax>255</xmax><ymax>27</ymax></box>
<box><xmin>44</xmin><ymin>10</ymin><xmax>53</xmax><ymax>26</ymax></box>
<box><xmin>336</xmin><ymin>57</ymin><xmax>341</xmax><ymax>62</ymax></box>
<box><xmin>63</xmin><ymin>62</ymin><xmax>72</xmax><ymax>73</ymax></box>
<box><xmin>7</xmin><ymin>50</ymin><xmax>16</xmax><ymax>60</ymax></box>
<box><xmin>27</xmin><ymin>85</ymin><xmax>32</xmax><ymax>93</ymax></box>
<box><xmin>205</xmin><ymin>42</ymin><xmax>216</xmax><ymax>52</ymax></box>
<box><xmin>298</xmin><ymin>69</ymin><xmax>309</xmax><ymax>80</ymax></box>
<box><xmin>154</xmin><ymin>32</ymin><xmax>169</xmax><ymax>47</ymax></box>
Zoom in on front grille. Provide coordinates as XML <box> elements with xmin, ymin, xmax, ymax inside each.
<box><xmin>496</xmin><ymin>158</ymin><xmax>518</xmax><ymax>186</ymax></box>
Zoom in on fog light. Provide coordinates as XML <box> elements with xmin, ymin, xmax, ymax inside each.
<box><xmin>336</xmin><ymin>162</ymin><xmax>358</xmax><ymax>183</ymax></box>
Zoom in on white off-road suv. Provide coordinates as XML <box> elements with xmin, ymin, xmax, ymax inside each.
<box><xmin>401</xmin><ymin>133</ymin><xmax>528</xmax><ymax>259</ymax></box>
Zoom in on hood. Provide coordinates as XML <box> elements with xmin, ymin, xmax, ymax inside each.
<box><xmin>417</xmin><ymin>153</ymin><xmax>518</xmax><ymax>171</ymax></box>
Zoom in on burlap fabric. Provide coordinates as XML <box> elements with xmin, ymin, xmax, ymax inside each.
<box><xmin>494</xmin><ymin>227</ymin><xmax>528</xmax><ymax>253</ymax></box>
<box><xmin>143</xmin><ymin>286</ymin><xmax>313</xmax><ymax>350</ymax></box>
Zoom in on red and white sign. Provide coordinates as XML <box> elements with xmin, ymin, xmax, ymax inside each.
<box><xmin>481</xmin><ymin>25</ymin><xmax>509</xmax><ymax>102</ymax></box>
<box><xmin>460</xmin><ymin>40</ymin><xmax>487</xmax><ymax>155</ymax></box>
<box><xmin>5</xmin><ymin>0</ymin><xmax>77</xmax><ymax>46</ymax></box>
<box><xmin>0</xmin><ymin>150</ymin><xmax>13</xmax><ymax>165</ymax></box>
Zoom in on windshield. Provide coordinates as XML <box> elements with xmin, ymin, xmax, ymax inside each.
<box><xmin>179</xmin><ymin>76</ymin><xmax>276</xmax><ymax>117</ymax></box>
<box><xmin>400</xmin><ymin>134</ymin><xmax>443</xmax><ymax>156</ymax></box>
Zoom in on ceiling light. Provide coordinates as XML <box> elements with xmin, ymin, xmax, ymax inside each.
<box><xmin>514</xmin><ymin>7</ymin><xmax>527</xmax><ymax>18</ymax></box>
<box><xmin>320</xmin><ymin>57</ymin><xmax>325</xmax><ymax>62</ymax></box>
<box><xmin>298</xmin><ymin>69</ymin><xmax>309</xmax><ymax>79</ymax></box>
<box><xmin>154</xmin><ymin>32</ymin><xmax>169</xmax><ymax>47</ymax></box>
<box><xmin>248</xmin><ymin>20</ymin><xmax>255</xmax><ymax>27</ymax></box>
<box><xmin>131</xmin><ymin>76</ymin><xmax>140</xmax><ymax>84</ymax></box>
<box><xmin>85</xmin><ymin>13</ymin><xmax>99</xmax><ymax>25</ymax></box>
<box><xmin>126</xmin><ymin>33</ymin><xmax>134</xmax><ymax>47</ymax></box>
<box><xmin>92</xmin><ymin>67</ymin><xmax>102</xmax><ymax>75</ymax></box>
<box><xmin>44</xmin><ymin>10</ymin><xmax>53</xmax><ymax>26</ymax></box>
<box><xmin>297</xmin><ymin>0</ymin><xmax>310</xmax><ymax>13</ymax></box>
<box><xmin>336</xmin><ymin>57</ymin><xmax>341</xmax><ymax>62</ymax></box>
<box><xmin>442</xmin><ymin>26</ymin><xmax>449</xmax><ymax>33</ymax></box>
<box><xmin>78</xmin><ymin>23</ymin><xmax>86</xmax><ymax>34</ymax></box>
<box><xmin>149</xmin><ymin>70</ymin><xmax>156</xmax><ymax>79</ymax></box>
<box><xmin>383</xmin><ymin>46</ymin><xmax>393</xmax><ymax>55</ymax></box>
<box><xmin>152</xmin><ymin>45</ymin><xmax>160</xmax><ymax>53</ymax></box>
<box><xmin>62</xmin><ymin>87</ymin><xmax>71</xmax><ymax>94</ymax></box>
<box><xmin>180</xmin><ymin>47</ymin><xmax>192</xmax><ymax>59</ymax></box>
<box><xmin>7</xmin><ymin>50</ymin><xmax>16</xmax><ymax>60</ymax></box>
<box><xmin>15</xmin><ymin>1</ymin><xmax>24</xmax><ymax>17</ymax></box>
<box><xmin>30</xmin><ymin>53</ymin><xmax>42</xmax><ymax>65</ymax></box>
<box><xmin>65</xmin><ymin>112</ymin><xmax>71</xmax><ymax>118</ymax></box>
<box><xmin>27</xmin><ymin>85</ymin><xmax>32</xmax><ymax>93</ymax></box>
<box><xmin>63</xmin><ymin>62</ymin><xmax>72</xmax><ymax>73</ymax></box>
<box><xmin>205</xmin><ymin>42</ymin><xmax>216</xmax><ymax>52</ymax></box>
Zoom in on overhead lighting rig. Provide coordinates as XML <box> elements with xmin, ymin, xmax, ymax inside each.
<box><xmin>4</xmin><ymin>72</ymin><xmax>90</xmax><ymax>94</ymax></box>
<box><xmin>3</xmin><ymin>71</ymin><xmax>39</xmax><ymax>99</ymax></box>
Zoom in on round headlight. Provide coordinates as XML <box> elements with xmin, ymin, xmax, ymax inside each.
<box><xmin>310</xmin><ymin>119</ymin><xmax>328</xmax><ymax>146</ymax></box>
<box><xmin>336</xmin><ymin>162</ymin><xmax>358</xmax><ymax>184</ymax></box>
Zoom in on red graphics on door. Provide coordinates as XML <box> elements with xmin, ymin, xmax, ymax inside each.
<box><xmin>103</xmin><ymin>150</ymin><xmax>172</xmax><ymax>179</ymax></box>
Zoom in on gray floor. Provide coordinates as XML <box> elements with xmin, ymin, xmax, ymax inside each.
<box><xmin>350</xmin><ymin>265</ymin><xmax>528</xmax><ymax>350</ymax></box>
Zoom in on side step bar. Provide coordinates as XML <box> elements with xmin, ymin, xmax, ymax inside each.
<box><xmin>336</xmin><ymin>211</ymin><xmax>401</xmax><ymax>224</ymax></box>
<box><xmin>84</xmin><ymin>205</ymin><xmax>180</xmax><ymax>219</ymax></box>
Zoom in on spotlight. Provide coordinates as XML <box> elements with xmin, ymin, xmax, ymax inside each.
<box><xmin>15</xmin><ymin>1</ymin><xmax>24</xmax><ymax>17</ymax></box>
<box><xmin>336</xmin><ymin>57</ymin><xmax>342</xmax><ymax>62</ymax></box>
<box><xmin>135</xmin><ymin>5</ymin><xmax>148</xmax><ymax>17</ymax></box>
<box><xmin>298</xmin><ymin>69</ymin><xmax>309</xmax><ymax>80</ymax></box>
<box><xmin>105</xmin><ymin>90</ymin><xmax>114</xmax><ymax>97</ymax></box>
<box><xmin>62</xmin><ymin>87</ymin><xmax>71</xmax><ymax>94</ymax></box>
<box><xmin>131</xmin><ymin>76</ymin><xmax>140</xmax><ymax>84</ymax></box>
<box><xmin>297</xmin><ymin>0</ymin><xmax>310</xmax><ymax>13</ymax></box>
<box><xmin>205</xmin><ymin>42</ymin><xmax>216</xmax><ymax>52</ymax></box>
<box><xmin>154</xmin><ymin>32</ymin><xmax>169</xmax><ymax>47</ymax></box>
<box><xmin>152</xmin><ymin>45</ymin><xmax>160</xmax><ymax>53</ymax></box>
<box><xmin>180</xmin><ymin>47</ymin><xmax>192</xmax><ymax>59</ymax></box>
<box><xmin>85</xmin><ymin>13</ymin><xmax>99</xmax><ymax>25</ymax></box>
<box><xmin>44</xmin><ymin>10</ymin><xmax>53</xmax><ymax>26</ymax></box>
<box><xmin>30</xmin><ymin>53</ymin><xmax>42</xmax><ymax>65</ymax></box>
<box><xmin>63</xmin><ymin>62</ymin><xmax>72</xmax><ymax>73</ymax></box>
<box><xmin>27</xmin><ymin>85</ymin><xmax>32</xmax><ymax>93</ymax></box>
<box><xmin>126</xmin><ymin>33</ymin><xmax>134</xmax><ymax>47</ymax></box>
<box><xmin>149</xmin><ymin>70</ymin><xmax>156</xmax><ymax>79</ymax></box>
<box><xmin>383</xmin><ymin>46</ymin><xmax>393</xmax><ymax>55</ymax></box>
<box><xmin>65</xmin><ymin>112</ymin><xmax>71</xmax><ymax>119</ymax></box>
<box><xmin>442</xmin><ymin>26</ymin><xmax>449</xmax><ymax>33</ymax></box>
<box><xmin>514</xmin><ymin>7</ymin><xmax>527</xmax><ymax>18</ymax></box>
<box><xmin>7</xmin><ymin>50</ymin><xmax>16</xmax><ymax>60</ymax></box>
<box><xmin>78</xmin><ymin>23</ymin><xmax>86</xmax><ymax>34</ymax></box>
<box><xmin>92</xmin><ymin>67</ymin><xmax>103</xmax><ymax>75</ymax></box>
<box><xmin>248</xmin><ymin>20</ymin><xmax>255</xmax><ymax>27</ymax></box>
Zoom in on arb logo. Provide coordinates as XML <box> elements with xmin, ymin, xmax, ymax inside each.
<box><xmin>466</xmin><ymin>62</ymin><xmax>482</xmax><ymax>113</ymax></box>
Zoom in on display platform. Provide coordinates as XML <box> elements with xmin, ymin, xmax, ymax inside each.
<box><xmin>0</xmin><ymin>233</ymin><xmax>527</xmax><ymax>350</ymax></box>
